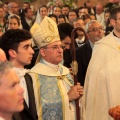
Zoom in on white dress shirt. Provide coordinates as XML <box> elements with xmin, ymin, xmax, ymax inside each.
<box><xmin>13</xmin><ymin>67</ymin><xmax>29</xmax><ymax>107</ymax></box>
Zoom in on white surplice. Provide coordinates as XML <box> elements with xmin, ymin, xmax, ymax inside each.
<box><xmin>82</xmin><ymin>32</ymin><xmax>120</xmax><ymax>120</ymax></box>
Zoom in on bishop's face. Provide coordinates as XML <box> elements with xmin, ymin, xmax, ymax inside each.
<box><xmin>40</xmin><ymin>41</ymin><xmax>63</xmax><ymax>65</ymax></box>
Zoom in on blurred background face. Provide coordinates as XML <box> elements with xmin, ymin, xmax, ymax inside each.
<box><xmin>90</xmin><ymin>14</ymin><xmax>96</xmax><ymax>20</ymax></box>
<box><xmin>78</xmin><ymin>9</ymin><xmax>83</xmax><ymax>17</ymax></box>
<box><xmin>61</xmin><ymin>36</ymin><xmax>71</xmax><ymax>51</ymax></box>
<box><xmin>25</xmin><ymin>9</ymin><xmax>33</xmax><ymax>19</ymax></box>
<box><xmin>48</xmin><ymin>4</ymin><xmax>53</xmax><ymax>13</ymax></box>
<box><xmin>73</xmin><ymin>19</ymin><xmax>85</xmax><ymax>36</ymax></box>
<box><xmin>50</xmin><ymin>17</ymin><xmax>57</xmax><ymax>24</ymax></box>
<box><xmin>39</xmin><ymin>7</ymin><xmax>48</xmax><ymax>19</ymax></box>
<box><xmin>58</xmin><ymin>18</ymin><xmax>65</xmax><ymax>24</ymax></box>
<box><xmin>52</xmin><ymin>7</ymin><xmax>61</xmax><ymax>17</ymax></box>
<box><xmin>0</xmin><ymin>8</ymin><xmax>4</xmax><ymax>18</ymax></box>
<box><xmin>23</xmin><ymin>3</ymin><xmax>30</xmax><ymax>9</ymax></box>
<box><xmin>62</xmin><ymin>7</ymin><xmax>69</xmax><ymax>15</ymax></box>
<box><xmin>3</xmin><ymin>4</ymin><xmax>9</xmax><ymax>14</ymax></box>
<box><xmin>81</xmin><ymin>8</ymin><xmax>88</xmax><ymax>15</ymax></box>
<box><xmin>73</xmin><ymin>19</ymin><xmax>85</xmax><ymax>29</ymax></box>
<box><xmin>87</xmin><ymin>22</ymin><xmax>104</xmax><ymax>44</ymax></box>
<box><xmin>11</xmin><ymin>3</ymin><xmax>19</xmax><ymax>15</ymax></box>
<box><xmin>84</xmin><ymin>18</ymin><xmax>92</xmax><ymax>25</ymax></box>
<box><xmin>86</xmin><ymin>1</ymin><xmax>92</xmax><ymax>8</ymax></box>
<box><xmin>8</xmin><ymin>18</ymin><xmax>19</xmax><ymax>29</ymax></box>
<box><xmin>104</xmin><ymin>12</ymin><xmax>110</xmax><ymax>23</ymax></box>
<box><xmin>96</xmin><ymin>4</ymin><xmax>103</xmax><ymax>15</ymax></box>
<box><xmin>68</xmin><ymin>12</ymin><xmax>77</xmax><ymax>23</ymax></box>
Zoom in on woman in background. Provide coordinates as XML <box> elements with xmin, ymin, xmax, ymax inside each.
<box><xmin>35</xmin><ymin>5</ymin><xmax>48</xmax><ymax>24</ymax></box>
<box><xmin>7</xmin><ymin>14</ymin><xmax>22</xmax><ymax>30</ymax></box>
<box><xmin>58</xmin><ymin>14</ymin><xmax>66</xmax><ymax>24</ymax></box>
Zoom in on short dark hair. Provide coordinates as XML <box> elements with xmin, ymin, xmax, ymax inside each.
<box><xmin>58</xmin><ymin>23</ymin><xmax>74</xmax><ymax>40</ymax></box>
<box><xmin>24</xmin><ymin>7</ymin><xmax>32</xmax><ymax>14</ymax></box>
<box><xmin>23</xmin><ymin>2</ymin><xmax>30</xmax><ymax>8</ymax></box>
<box><xmin>109</xmin><ymin>6</ymin><xmax>120</xmax><ymax>20</ymax></box>
<box><xmin>62</xmin><ymin>4</ymin><xmax>70</xmax><ymax>9</ymax></box>
<box><xmin>84</xmin><ymin>0</ymin><xmax>91</xmax><ymax>7</ymax></box>
<box><xmin>73</xmin><ymin>18</ymin><xmax>83</xmax><ymax>23</ymax></box>
<box><xmin>81</xmin><ymin>14</ymin><xmax>91</xmax><ymax>20</ymax></box>
<box><xmin>104</xmin><ymin>8</ymin><xmax>111</xmax><ymax>14</ymax></box>
<box><xmin>4</xmin><ymin>2</ymin><xmax>9</xmax><ymax>5</ymax></box>
<box><xmin>68</xmin><ymin>9</ymin><xmax>78</xmax><ymax>17</ymax></box>
<box><xmin>0</xmin><ymin>29</ymin><xmax>32</xmax><ymax>60</ymax></box>
<box><xmin>58</xmin><ymin>14</ymin><xmax>66</xmax><ymax>22</ymax></box>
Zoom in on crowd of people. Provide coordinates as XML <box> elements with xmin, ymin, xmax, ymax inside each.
<box><xmin>0</xmin><ymin>0</ymin><xmax>120</xmax><ymax>120</ymax></box>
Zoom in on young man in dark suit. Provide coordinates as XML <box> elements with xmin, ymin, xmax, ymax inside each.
<box><xmin>0</xmin><ymin>29</ymin><xmax>38</xmax><ymax>120</ymax></box>
<box><xmin>21</xmin><ymin>8</ymin><xmax>34</xmax><ymax>31</ymax></box>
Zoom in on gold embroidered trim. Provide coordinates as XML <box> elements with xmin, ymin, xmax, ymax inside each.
<box><xmin>57</xmin><ymin>76</ymin><xmax>65</xmax><ymax>120</ymax></box>
<box><xmin>35</xmin><ymin>73</ymin><xmax>42</xmax><ymax>120</ymax></box>
<box><xmin>71</xmin><ymin>61</ymin><xmax>78</xmax><ymax>75</ymax></box>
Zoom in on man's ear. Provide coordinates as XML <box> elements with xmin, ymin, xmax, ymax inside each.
<box><xmin>8</xmin><ymin>49</ymin><xmax>17</xmax><ymax>58</ymax></box>
<box><xmin>40</xmin><ymin>48</ymin><xmax>46</xmax><ymax>57</ymax></box>
<box><xmin>110</xmin><ymin>19</ymin><xmax>115</xmax><ymax>27</ymax></box>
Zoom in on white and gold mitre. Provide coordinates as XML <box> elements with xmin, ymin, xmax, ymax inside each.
<box><xmin>31</xmin><ymin>16</ymin><xmax>60</xmax><ymax>48</ymax></box>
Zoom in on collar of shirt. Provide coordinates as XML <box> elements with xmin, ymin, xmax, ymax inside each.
<box><xmin>75</xmin><ymin>36</ymin><xmax>85</xmax><ymax>46</ymax></box>
<box><xmin>112</xmin><ymin>31</ymin><xmax>120</xmax><ymax>44</ymax></box>
<box><xmin>13</xmin><ymin>67</ymin><xmax>29</xmax><ymax>107</ymax></box>
<box><xmin>13</xmin><ymin>67</ymin><xmax>28</xmax><ymax>78</ymax></box>
<box><xmin>25</xmin><ymin>17</ymin><xmax>32</xmax><ymax>27</ymax></box>
<box><xmin>89</xmin><ymin>40</ymin><xmax>94</xmax><ymax>49</ymax></box>
<box><xmin>42</xmin><ymin>59</ymin><xmax>61</xmax><ymax>73</ymax></box>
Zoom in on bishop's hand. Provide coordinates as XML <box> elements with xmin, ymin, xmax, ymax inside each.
<box><xmin>67</xmin><ymin>83</ymin><xmax>83</xmax><ymax>101</ymax></box>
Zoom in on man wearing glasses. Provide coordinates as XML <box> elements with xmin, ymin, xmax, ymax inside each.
<box><xmin>76</xmin><ymin>20</ymin><xmax>104</xmax><ymax>86</ymax></box>
<box><xmin>29</xmin><ymin>16</ymin><xmax>83</xmax><ymax>120</ymax></box>
<box><xmin>5</xmin><ymin>2</ymin><xmax>19</xmax><ymax>20</ymax></box>
<box><xmin>82</xmin><ymin>6</ymin><xmax>120</xmax><ymax>120</ymax></box>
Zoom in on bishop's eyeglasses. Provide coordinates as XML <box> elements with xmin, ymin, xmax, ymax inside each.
<box><xmin>44</xmin><ymin>45</ymin><xmax>63</xmax><ymax>51</ymax></box>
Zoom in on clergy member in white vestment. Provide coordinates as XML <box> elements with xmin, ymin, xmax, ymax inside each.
<box><xmin>0</xmin><ymin>29</ymin><xmax>38</xmax><ymax>120</ymax></box>
<box><xmin>29</xmin><ymin>16</ymin><xmax>83</xmax><ymax>120</ymax></box>
<box><xmin>81</xmin><ymin>6</ymin><xmax>120</xmax><ymax>120</ymax></box>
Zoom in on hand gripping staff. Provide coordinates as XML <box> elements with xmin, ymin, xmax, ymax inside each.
<box><xmin>70</xmin><ymin>27</ymin><xmax>88</xmax><ymax>120</ymax></box>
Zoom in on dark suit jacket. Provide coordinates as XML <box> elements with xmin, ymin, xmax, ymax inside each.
<box><xmin>13</xmin><ymin>73</ymin><xmax>38</xmax><ymax>120</ymax></box>
<box><xmin>5</xmin><ymin>13</ymin><xmax>10</xmax><ymax>20</ymax></box>
<box><xmin>63</xmin><ymin>49</ymin><xmax>72</xmax><ymax>68</ymax></box>
<box><xmin>76</xmin><ymin>40</ymin><xmax>92</xmax><ymax>86</ymax></box>
<box><xmin>21</xmin><ymin>17</ymin><xmax>31</xmax><ymax>31</ymax></box>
